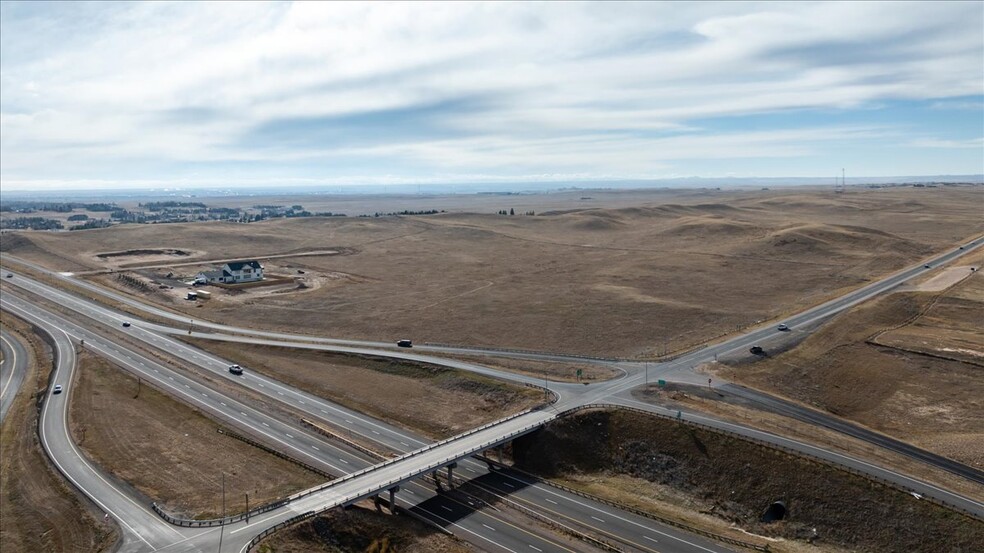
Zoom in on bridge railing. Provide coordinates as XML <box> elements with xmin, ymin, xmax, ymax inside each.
<box><xmin>284</xmin><ymin>412</ymin><xmax>556</xmax><ymax>511</ymax></box>
<box><xmin>285</xmin><ymin>408</ymin><xmax>551</xmax><ymax>503</ymax></box>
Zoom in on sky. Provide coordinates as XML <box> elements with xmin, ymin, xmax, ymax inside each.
<box><xmin>1</xmin><ymin>1</ymin><xmax>982</xmax><ymax>191</ymax></box>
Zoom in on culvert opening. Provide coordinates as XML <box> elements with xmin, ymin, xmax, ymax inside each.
<box><xmin>760</xmin><ymin>500</ymin><xmax>787</xmax><ymax>522</ymax></box>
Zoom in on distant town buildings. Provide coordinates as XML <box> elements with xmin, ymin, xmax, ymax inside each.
<box><xmin>196</xmin><ymin>260</ymin><xmax>264</xmax><ymax>284</ymax></box>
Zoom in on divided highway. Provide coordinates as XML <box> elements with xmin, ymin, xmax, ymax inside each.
<box><xmin>1</xmin><ymin>292</ymin><xmax>736</xmax><ymax>553</ymax></box>
<box><xmin>1</xmin><ymin>235</ymin><xmax>981</xmax><ymax>551</ymax></box>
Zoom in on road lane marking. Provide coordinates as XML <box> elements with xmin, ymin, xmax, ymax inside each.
<box><xmin>482</xmin><ymin>524</ymin><xmax>496</xmax><ymax>531</ymax></box>
<box><xmin>591</xmin><ymin>516</ymin><xmax>605</xmax><ymax>523</ymax></box>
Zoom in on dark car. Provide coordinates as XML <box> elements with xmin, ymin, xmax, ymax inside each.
<box><xmin>749</xmin><ymin>345</ymin><xmax>765</xmax><ymax>355</ymax></box>
<box><xmin>924</xmin><ymin>264</ymin><xmax>931</xmax><ymax>269</ymax></box>
<box><xmin>122</xmin><ymin>321</ymin><xmax>131</xmax><ymax>327</ymax></box>
<box><xmin>396</xmin><ymin>339</ymin><xmax>413</xmax><ymax>348</ymax></box>
<box><xmin>5</xmin><ymin>273</ymin><xmax>11</xmax><ymax>278</ymax></box>
<box><xmin>229</xmin><ymin>364</ymin><xmax>244</xmax><ymax>375</ymax></box>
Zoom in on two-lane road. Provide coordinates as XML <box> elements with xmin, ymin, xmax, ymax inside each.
<box><xmin>0</xmin><ymin>329</ymin><xmax>29</xmax><ymax>422</ymax></box>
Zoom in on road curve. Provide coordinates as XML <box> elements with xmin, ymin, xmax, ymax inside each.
<box><xmin>2</xmin><ymin>303</ymin><xmax>202</xmax><ymax>553</ymax></box>
<box><xmin>0</xmin><ymin>329</ymin><xmax>29</xmax><ymax>422</ymax></box>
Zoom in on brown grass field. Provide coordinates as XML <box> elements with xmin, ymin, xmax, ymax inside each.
<box><xmin>183</xmin><ymin>340</ymin><xmax>544</xmax><ymax>439</ymax></box>
<box><xmin>3</xmin><ymin>186</ymin><xmax>980</xmax><ymax>358</ymax></box>
<box><xmin>0</xmin><ymin>316</ymin><xmax>118</xmax><ymax>552</ymax></box>
<box><xmin>254</xmin><ymin>505</ymin><xmax>474</xmax><ymax>553</ymax></box>
<box><xmin>717</xmin><ymin>260</ymin><xmax>984</xmax><ymax>467</ymax></box>
<box><xmin>68</xmin><ymin>352</ymin><xmax>323</xmax><ymax>519</ymax></box>
<box><xmin>514</xmin><ymin>409</ymin><xmax>984</xmax><ymax>553</ymax></box>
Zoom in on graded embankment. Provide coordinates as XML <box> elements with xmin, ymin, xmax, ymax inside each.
<box><xmin>512</xmin><ymin>409</ymin><xmax>984</xmax><ymax>553</ymax></box>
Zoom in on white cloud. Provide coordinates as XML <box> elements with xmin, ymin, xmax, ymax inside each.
<box><xmin>1</xmin><ymin>1</ymin><xmax>982</xmax><ymax>189</ymax></box>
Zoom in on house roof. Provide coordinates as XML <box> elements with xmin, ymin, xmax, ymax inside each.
<box><xmin>198</xmin><ymin>270</ymin><xmax>224</xmax><ymax>279</ymax></box>
<box><xmin>224</xmin><ymin>260</ymin><xmax>262</xmax><ymax>271</ymax></box>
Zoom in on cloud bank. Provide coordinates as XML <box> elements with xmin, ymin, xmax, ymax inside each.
<box><xmin>1</xmin><ymin>1</ymin><xmax>982</xmax><ymax>190</ymax></box>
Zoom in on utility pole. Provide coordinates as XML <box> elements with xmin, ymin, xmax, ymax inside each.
<box><xmin>245</xmin><ymin>492</ymin><xmax>249</xmax><ymax>524</ymax></box>
<box><xmin>217</xmin><ymin>473</ymin><xmax>225</xmax><ymax>553</ymax></box>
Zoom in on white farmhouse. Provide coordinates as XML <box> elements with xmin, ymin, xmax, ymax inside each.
<box><xmin>196</xmin><ymin>260</ymin><xmax>264</xmax><ymax>284</ymax></box>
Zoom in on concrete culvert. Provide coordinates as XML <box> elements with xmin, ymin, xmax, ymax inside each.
<box><xmin>760</xmin><ymin>500</ymin><xmax>787</xmax><ymax>523</ymax></box>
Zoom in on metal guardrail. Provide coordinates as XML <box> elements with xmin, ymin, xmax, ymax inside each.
<box><xmin>564</xmin><ymin>404</ymin><xmax>984</xmax><ymax>522</ymax></box>
<box><xmin>217</xmin><ymin>427</ymin><xmax>335</xmax><ymax>479</ymax></box>
<box><xmin>243</xmin><ymin>510</ymin><xmax>316</xmax><ymax>552</ymax></box>
<box><xmin>152</xmin><ymin>499</ymin><xmax>289</xmax><ymax>528</ymax></box>
<box><xmin>300</xmin><ymin>418</ymin><xmax>393</xmax><ymax>460</ymax></box>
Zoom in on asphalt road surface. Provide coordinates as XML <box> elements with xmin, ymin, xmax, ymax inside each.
<box><xmin>1</xmin><ymin>294</ymin><xmax>736</xmax><ymax>553</ymax></box>
<box><xmin>0</xmin><ymin>235</ymin><xmax>981</xmax><ymax>550</ymax></box>
<box><xmin>0</xmin><ymin>329</ymin><xmax>29</xmax><ymax>422</ymax></box>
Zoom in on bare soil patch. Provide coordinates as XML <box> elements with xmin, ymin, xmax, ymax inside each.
<box><xmin>254</xmin><ymin>505</ymin><xmax>473</xmax><ymax>553</ymax></box>
<box><xmin>68</xmin><ymin>352</ymin><xmax>323</xmax><ymax>519</ymax></box>
<box><xmin>0</xmin><ymin>317</ymin><xmax>118</xmax><ymax>552</ymax></box>
<box><xmin>7</xmin><ymin>186</ymin><xmax>983</xmax><ymax>357</ymax></box>
<box><xmin>183</xmin><ymin>339</ymin><xmax>543</xmax><ymax>439</ymax></box>
<box><xmin>718</xmin><ymin>271</ymin><xmax>984</xmax><ymax>467</ymax></box>
<box><xmin>513</xmin><ymin>409</ymin><xmax>984</xmax><ymax>553</ymax></box>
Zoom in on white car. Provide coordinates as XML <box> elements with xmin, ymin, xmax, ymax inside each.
<box><xmin>228</xmin><ymin>364</ymin><xmax>244</xmax><ymax>375</ymax></box>
<box><xmin>777</xmin><ymin>323</ymin><xmax>790</xmax><ymax>331</ymax></box>
<box><xmin>52</xmin><ymin>384</ymin><xmax>63</xmax><ymax>394</ymax></box>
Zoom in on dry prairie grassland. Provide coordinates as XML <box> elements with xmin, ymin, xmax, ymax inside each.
<box><xmin>0</xmin><ymin>316</ymin><xmax>118</xmax><ymax>553</ymax></box>
<box><xmin>514</xmin><ymin>409</ymin><xmax>984</xmax><ymax>553</ymax></box>
<box><xmin>69</xmin><ymin>352</ymin><xmax>323</xmax><ymax>519</ymax></box>
<box><xmin>254</xmin><ymin>505</ymin><xmax>474</xmax><ymax>553</ymax></box>
<box><xmin>4</xmin><ymin>186</ymin><xmax>981</xmax><ymax>357</ymax></box>
<box><xmin>718</xmin><ymin>264</ymin><xmax>984</xmax><ymax>467</ymax></box>
<box><xmin>183</xmin><ymin>339</ymin><xmax>544</xmax><ymax>439</ymax></box>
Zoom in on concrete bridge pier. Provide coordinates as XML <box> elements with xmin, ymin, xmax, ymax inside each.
<box><xmin>432</xmin><ymin>470</ymin><xmax>444</xmax><ymax>492</ymax></box>
<box><xmin>446</xmin><ymin>462</ymin><xmax>457</xmax><ymax>489</ymax></box>
<box><xmin>388</xmin><ymin>486</ymin><xmax>400</xmax><ymax>514</ymax></box>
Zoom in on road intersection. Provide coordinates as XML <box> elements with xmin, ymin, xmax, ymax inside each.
<box><xmin>1</xmin><ymin>235</ymin><xmax>982</xmax><ymax>552</ymax></box>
